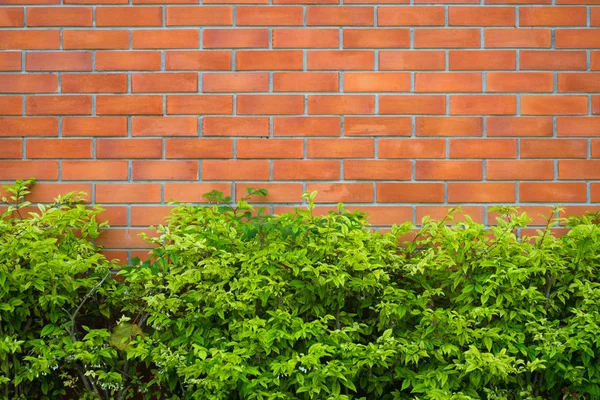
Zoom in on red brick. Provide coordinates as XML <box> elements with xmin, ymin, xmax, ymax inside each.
<box><xmin>0</xmin><ymin>8</ymin><xmax>23</xmax><ymax>27</ymax></box>
<box><xmin>130</xmin><ymin>206</ymin><xmax>174</xmax><ymax>226</ymax></box>
<box><xmin>204</xmin><ymin>29</ymin><xmax>268</xmax><ymax>48</ymax></box>
<box><xmin>592</xmin><ymin>52</ymin><xmax>600</xmax><ymax>70</ymax></box>
<box><xmin>26</xmin><ymin>96</ymin><xmax>92</xmax><ymax>115</ymax></box>
<box><xmin>449</xmin><ymin>6</ymin><xmax>515</xmax><ymax>26</ymax></box>
<box><xmin>166</xmin><ymin>6</ymin><xmax>232</xmax><ymax>25</ymax></box>
<box><xmin>97</xmin><ymin>51</ymin><xmax>162</xmax><ymax>71</ymax></box>
<box><xmin>203</xmin><ymin>160</ymin><xmax>270</xmax><ymax>180</ymax></box>
<box><xmin>559</xmin><ymin>160</ymin><xmax>600</xmax><ymax>179</ymax></box>
<box><xmin>379</xmin><ymin>138</ymin><xmax>446</xmax><ymax>158</ymax></box>
<box><xmin>0</xmin><ymin>31</ymin><xmax>59</xmax><ymax>50</ymax></box>
<box><xmin>521</xmin><ymin>95</ymin><xmax>588</xmax><ymax>115</ymax></box>
<box><xmin>236</xmin><ymin>183</ymin><xmax>303</xmax><ymax>203</ymax></box>
<box><xmin>16</xmin><ymin>183</ymin><xmax>92</xmax><ymax>203</ymax></box>
<box><xmin>521</xmin><ymin>139</ymin><xmax>588</xmax><ymax>158</ymax></box>
<box><xmin>98</xmin><ymin>6</ymin><xmax>162</xmax><ymax>26</ymax></box>
<box><xmin>63</xmin><ymin>117</ymin><xmax>127</xmax><ymax>137</ymax></box>
<box><xmin>203</xmin><ymin>73</ymin><xmax>268</xmax><ymax>92</ymax></box>
<box><xmin>64</xmin><ymin>30</ymin><xmax>129</xmax><ymax>49</ymax></box>
<box><xmin>67</xmin><ymin>0</ymin><xmax>127</xmax><ymax>3</ymax></box>
<box><xmin>237</xmin><ymin>6</ymin><xmax>303</xmax><ymax>25</ymax></box>
<box><xmin>520</xmin><ymin>182</ymin><xmax>586</xmax><ymax>202</ymax></box>
<box><xmin>61</xmin><ymin>74</ymin><xmax>128</xmax><ymax>93</ymax></box>
<box><xmin>97</xmin><ymin>95</ymin><xmax>163</xmax><ymax>115</ymax></box>
<box><xmin>487</xmin><ymin>116</ymin><xmax>553</xmax><ymax>137</ymax></box>
<box><xmin>164</xmin><ymin>183</ymin><xmax>232</xmax><ymax>203</ymax></box>
<box><xmin>308</xmin><ymin>50</ymin><xmax>374</xmax><ymax>70</ymax></box>
<box><xmin>380</xmin><ymin>50</ymin><xmax>445</xmax><ymax>70</ymax></box>
<box><xmin>485</xmin><ymin>28</ymin><xmax>551</xmax><ymax>48</ymax></box>
<box><xmin>378</xmin><ymin>6</ymin><xmax>444</xmax><ymax>26</ymax></box>
<box><xmin>449</xmin><ymin>50</ymin><xmax>516</xmax><ymax>70</ymax></box>
<box><xmin>307</xmin><ymin>138</ymin><xmax>374</xmax><ymax>158</ymax></box>
<box><xmin>380</xmin><ymin>95</ymin><xmax>446</xmax><ymax>114</ymax></box>
<box><xmin>486</xmin><ymin>160</ymin><xmax>554</xmax><ymax>180</ymax></box>
<box><xmin>203</xmin><ymin>116</ymin><xmax>269</xmax><ymax>136</ymax></box>
<box><xmin>96</xmin><ymin>184</ymin><xmax>161</xmax><ymax>203</ymax></box>
<box><xmin>416</xmin><ymin>117</ymin><xmax>483</xmax><ymax>137</ymax></box>
<box><xmin>520</xmin><ymin>6</ymin><xmax>587</xmax><ymax>26</ymax></box>
<box><xmin>415</xmin><ymin>29</ymin><xmax>481</xmax><ymax>48</ymax></box>
<box><xmin>593</xmin><ymin>7</ymin><xmax>600</xmax><ymax>25</ymax></box>
<box><xmin>306</xmin><ymin>183</ymin><xmax>373</xmax><ymax>203</ymax></box>
<box><xmin>132</xmin><ymin>72</ymin><xmax>198</xmax><ymax>93</ymax></box>
<box><xmin>307</xmin><ymin>6</ymin><xmax>374</xmax><ymax>26</ymax></box>
<box><xmin>593</xmin><ymin>183</ymin><xmax>600</xmax><ymax>203</ymax></box>
<box><xmin>166</xmin><ymin>51</ymin><xmax>231</xmax><ymax>70</ymax></box>
<box><xmin>27</xmin><ymin>7</ymin><xmax>91</xmax><ymax>26</ymax></box>
<box><xmin>132</xmin><ymin>117</ymin><xmax>198</xmax><ymax>137</ymax></box>
<box><xmin>450</xmin><ymin>95</ymin><xmax>517</xmax><ymax>115</ymax></box>
<box><xmin>26</xmin><ymin>138</ymin><xmax>92</xmax><ymax>158</ymax></box>
<box><xmin>97</xmin><ymin>139</ymin><xmax>163</xmax><ymax>158</ymax></box>
<box><xmin>166</xmin><ymin>95</ymin><xmax>233</xmax><ymax>114</ymax></box>
<box><xmin>558</xmin><ymin>73</ymin><xmax>600</xmax><ymax>93</ymax></box>
<box><xmin>0</xmin><ymin>117</ymin><xmax>58</xmax><ymax>137</ymax></box>
<box><xmin>0</xmin><ymin>74</ymin><xmax>57</xmax><ymax>93</ymax></box>
<box><xmin>132</xmin><ymin>29</ymin><xmax>199</xmax><ymax>49</ymax></box>
<box><xmin>449</xmin><ymin>183</ymin><xmax>516</xmax><ymax>203</ymax></box>
<box><xmin>377</xmin><ymin>183</ymin><xmax>444</xmax><ymax>203</ymax></box>
<box><xmin>0</xmin><ymin>161</ymin><xmax>58</xmax><ymax>180</ymax></box>
<box><xmin>275</xmin><ymin>0</ymin><xmax>336</xmax><ymax>3</ymax></box>
<box><xmin>237</xmin><ymin>95</ymin><xmax>304</xmax><ymax>115</ymax></box>
<box><xmin>418</xmin><ymin>206</ymin><xmax>485</xmax><ymax>224</ymax></box>
<box><xmin>273</xmin><ymin>160</ymin><xmax>340</xmax><ymax>180</ymax></box>
<box><xmin>273</xmin><ymin>116</ymin><xmax>341</xmax><ymax>136</ymax></box>
<box><xmin>62</xmin><ymin>161</ymin><xmax>128</xmax><ymax>180</ymax></box>
<box><xmin>416</xmin><ymin>160</ymin><xmax>482</xmax><ymax>180</ymax></box>
<box><xmin>165</xmin><ymin>138</ymin><xmax>233</xmax><ymax>158</ymax></box>
<box><xmin>489</xmin><ymin>205</ymin><xmax>556</xmax><ymax>226</ymax></box>
<box><xmin>237</xmin><ymin>50</ymin><xmax>303</xmax><ymax>70</ymax></box>
<box><xmin>0</xmin><ymin>96</ymin><xmax>22</xmax><ymax>116</ymax></box>
<box><xmin>343</xmin><ymin>29</ymin><xmax>410</xmax><ymax>48</ymax></box>
<box><xmin>487</xmin><ymin>72</ymin><xmax>554</xmax><ymax>92</ymax></box>
<box><xmin>273</xmin><ymin>28</ymin><xmax>339</xmax><ymax>48</ymax></box>
<box><xmin>0</xmin><ymin>139</ymin><xmax>22</xmax><ymax>159</ymax></box>
<box><xmin>345</xmin><ymin>116</ymin><xmax>412</xmax><ymax>136</ymax></box>
<box><xmin>595</xmin><ymin>96</ymin><xmax>600</xmax><ymax>114</ymax></box>
<box><xmin>520</xmin><ymin>50</ymin><xmax>587</xmax><ymax>70</ymax></box>
<box><xmin>132</xmin><ymin>160</ymin><xmax>198</xmax><ymax>180</ymax></box>
<box><xmin>556</xmin><ymin>29</ymin><xmax>600</xmax><ymax>48</ymax></box>
<box><xmin>97</xmin><ymin>228</ymin><xmax>157</xmax><ymax>249</ymax></box>
<box><xmin>26</xmin><ymin>52</ymin><xmax>91</xmax><ymax>71</ymax></box>
<box><xmin>0</xmin><ymin>52</ymin><xmax>22</xmax><ymax>71</ymax></box>
<box><xmin>451</xmin><ymin>138</ymin><xmax>517</xmax><ymax>158</ymax></box>
<box><xmin>274</xmin><ymin>72</ymin><xmax>339</xmax><ymax>92</ymax></box>
<box><xmin>485</xmin><ymin>0</ymin><xmax>550</xmax><ymax>4</ymax></box>
<box><xmin>415</xmin><ymin>72</ymin><xmax>482</xmax><ymax>92</ymax></box>
<box><xmin>344</xmin><ymin>72</ymin><xmax>409</xmax><ymax>92</ymax></box>
<box><xmin>592</xmin><ymin>139</ymin><xmax>600</xmax><ymax>157</ymax></box>
<box><xmin>308</xmin><ymin>95</ymin><xmax>375</xmax><ymax>114</ymax></box>
<box><xmin>345</xmin><ymin>160</ymin><xmax>412</xmax><ymax>180</ymax></box>
<box><xmin>237</xmin><ymin>139</ymin><xmax>304</xmax><ymax>158</ymax></box>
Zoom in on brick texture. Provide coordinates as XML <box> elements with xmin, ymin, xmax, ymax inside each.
<box><xmin>0</xmin><ymin>2</ymin><xmax>598</xmax><ymax>255</ymax></box>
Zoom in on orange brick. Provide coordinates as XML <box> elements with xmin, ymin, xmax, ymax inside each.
<box><xmin>520</xmin><ymin>50</ymin><xmax>587</xmax><ymax>70</ymax></box>
<box><xmin>132</xmin><ymin>29</ymin><xmax>199</xmax><ymax>49</ymax></box>
<box><xmin>378</xmin><ymin>6</ymin><xmax>444</xmax><ymax>26</ymax></box>
<box><xmin>0</xmin><ymin>117</ymin><xmax>58</xmax><ymax>137</ymax></box>
<box><xmin>344</xmin><ymin>72</ymin><xmax>410</xmax><ymax>92</ymax></box>
<box><xmin>26</xmin><ymin>95</ymin><xmax>92</xmax><ymax>115</ymax></box>
<box><xmin>203</xmin><ymin>116</ymin><xmax>269</xmax><ymax>136</ymax></box>
<box><xmin>0</xmin><ymin>7</ymin><xmax>23</xmax><ymax>27</ymax></box>
<box><xmin>204</xmin><ymin>29</ymin><xmax>268</xmax><ymax>48</ymax></box>
<box><xmin>273</xmin><ymin>72</ymin><xmax>339</xmax><ymax>92</ymax></box>
<box><xmin>0</xmin><ymin>74</ymin><xmax>57</xmax><ymax>93</ymax></box>
<box><xmin>203</xmin><ymin>73</ymin><xmax>268</xmax><ymax>92</ymax></box>
<box><xmin>0</xmin><ymin>52</ymin><xmax>22</xmax><ymax>71</ymax></box>
<box><xmin>165</xmin><ymin>51</ymin><xmax>231</xmax><ymax>70</ymax></box>
<box><xmin>237</xmin><ymin>50</ymin><xmax>303</xmax><ymax>70</ymax></box>
<box><xmin>26</xmin><ymin>52</ymin><xmax>91</xmax><ymax>71</ymax></box>
<box><xmin>487</xmin><ymin>72</ymin><xmax>554</xmax><ymax>92</ymax></box>
<box><xmin>0</xmin><ymin>139</ymin><xmax>22</xmax><ymax>159</ymax></box>
<box><xmin>486</xmin><ymin>160</ymin><xmax>554</xmax><ymax>180</ymax></box>
<box><xmin>164</xmin><ymin>183</ymin><xmax>232</xmax><ymax>203</ymax></box>
<box><xmin>132</xmin><ymin>72</ymin><xmax>198</xmax><ymax>93</ymax></box>
<box><xmin>307</xmin><ymin>6</ymin><xmax>374</xmax><ymax>26</ymax></box>
<box><xmin>592</xmin><ymin>139</ymin><xmax>600</xmax><ymax>157</ymax></box>
<box><xmin>416</xmin><ymin>160</ymin><xmax>482</xmax><ymax>180</ymax></box>
<box><xmin>273</xmin><ymin>116</ymin><xmax>341</xmax><ymax>136</ymax></box>
<box><xmin>237</xmin><ymin>138</ymin><xmax>304</xmax><ymax>158</ymax></box>
<box><xmin>380</xmin><ymin>95</ymin><xmax>446</xmax><ymax>114</ymax></box>
<box><xmin>237</xmin><ymin>94</ymin><xmax>304</xmax><ymax>115</ymax></box>
<box><xmin>273</xmin><ymin>160</ymin><xmax>340</xmax><ymax>180</ymax></box>
<box><xmin>559</xmin><ymin>160</ymin><xmax>600</xmax><ymax>179</ymax></box>
<box><xmin>449</xmin><ymin>183</ymin><xmax>516</xmax><ymax>203</ymax></box>
<box><xmin>27</xmin><ymin>7</ymin><xmax>91</xmax><ymax>26</ymax></box>
<box><xmin>521</xmin><ymin>95</ymin><xmax>588</xmax><ymax>115</ymax></box>
<box><xmin>308</xmin><ymin>95</ymin><xmax>375</xmax><ymax>114</ymax></box>
<box><xmin>308</xmin><ymin>50</ymin><xmax>374</xmax><ymax>70</ymax></box>
<box><xmin>415</xmin><ymin>28</ymin><xmax>481</xmax><ymax>48</ymax></box>
<box><xmin>130</xmin><ymin>206</ymin><xmax>174</xmax><ymax>226</ymax></box>
<box><xmin>343</xmin><ymin>28</ymin><xmax>410</xmax><ymax>48</ymax></box>
<box><xmin>521</xmin><ymin>139</ymin><xmax>588</xmax><ymax>158</ymax></box>
<box><xmin>62</xmin><ymin>160</ymin><xmax>128</xmax><ymax>180</ymax></box>
<box><xmin>132</xmin><ymin>116</ymin><xmax>198</xmax><ymax>137</ymax></box>
<box><xmin>306</xmin><ymin>183</ymin><xmax>373</xmax><ymax>203</ymax></box>
<box><xmin>97</xmin><ymin>138</ymin><xmax>163</xmax><ymax>158</ymax></box>
<box><xmin>556</xmin><ymin>29</ymin><xmax>600</xmax><ymax>48</ymax></box>
<box><xmin>307</xmin><ymin>138</ymin><xmax>374</xmax><ymax>158</ymax></box>
<box><xmin>345</xmin><ymin>116</ymin><xmax>412</xmax><ymax>136</ymax></box>
<box><xmin>450</xmin><ymin>138</ymin><xmax>517</xmax><ymax>158</ymax></box>
<box><xmin>520</xmin><ymin>6</ymin><xmax>587</xmax><ymax>26</ymax></box>
<box><xmin>166</xmin><ymin>95</ymin><xmax>233</xmax><ymax>114</ymax></box>
<box><xmin>0</xmin><ymin>97</ymin><xmax>22</xmax><ymax>116</ymax></box>
<box><xmin>26</xmin><ymin>138</ymin><xmax>91</xmax><ymax>158</ymax></box>
<box><xmin>558</xmin><ymin>73</ymin><xmax>600</xmax><ymax>93</ymax></box>
<box><xmin>377</xmin><ymin>183</ymin><xmax>444</xmax><ymax>203</ymax></box>
<box><xmin>595</xmin><ymin>96</ymin><xmax>600</xmax><ymax>114</ymax></box>
<box><xmin>96</xmin><ymin>184</ymin><xmax>161</xmax><ymax>203</ymax></box>
<box><xmin>487</xmin><ymin>116</ymin><xmax>553</xmax><ymax>137</ymax></box>
<box><xmin>380</xmin><ymin>50</ymin><xmax>445</xmax><ymax>70</ymax></box>
<box><xmin>18</xmin><ymin>183</ymin><xmax>92</xmax><ymax>203</ymax></box>
<box><xmin>449</xmin><ymin>50</ymin><xmax>516</xmax><ymax>70</ymax></box>
<box><xmin>0</xmin><ymin>31</ymin><xmax>59</xmax><ymax>50</ymax></box>
<box><xmin>379</xmin><ymin>138</ymin><xmax>446</xmax><ymax>158</ymax></box>
<box><xmin>592</xmin><ymin>51</ymin><xmax>600</xmax><ymax>70</ymax></box>
<box><xmin>61</xmin><ymin>74</ymin><xmax>128</xmax><ymax>93</ymax></box>
<box><xmin>67</xmin><ymin>0</ymin><xmax>127</xmax><ymax>3</ymax></box>
<box><xmin>96</xmin><ymin>51</ymin><xmax>162</xmax><ymax>71</ymax></box>
<box><xmin>416</xmin><ymin>117</ymin><xmax>482</xmax><ymax>137</ymax></box>
<box><xmin>165</xmin><ymin>138</ymin><xmax>233</xmax><ymax>158</ymax></box>
<box><xmin>593</xmin><ymin>183</ymin><xmax>600</xmax><ymax>203</ymax></box>
<box><xmin>556</xmin><ymin>117</ymin><xmax>600</xmax><ymax>137</ymax></box>
<box><xmin>489</xmin><ymin>205</ymin><xmax>556</xmax><ymax>226</ymax></box>
<box><xmin>63</xmin><ymin>30</ymin><xmax>128</xmax><ymax>49</ymax></box>
<box><xmin>236</xmin><ymin>183</ymin><xmax>303</xmax><ymax>203</ymax></box>
<box><xmin>450</xmin><ymin>95</ymin><xmax>517</xmax><ymax>115</ymax></box>
<box><xmin>166</xmin><ymin>6</ymin><xmax>232</xmax><ymax>25</ymax></box>
<box><xmin>0</xmin><ymin>161</ymin><xmax>58</xmax><ymax>180</ymax></box>
<box><xmin>96</xmin><ymin>228</ymin><xmax>155</xmax><ymax>249</ymax></box>
<box><xmin>237</xmin><ymin>6</ymin><xmax>303</xmax><ymax>25</ymax></box>
<box><xmin>132</xmin><ymin>160</ymin><xmax>198</xmax><ymax>180</ymax></box>
<box><xmin>520</xmin><ymin>182</ymin><xmax>586</xmax><ymax>202</ymax></box>
<box><xmin>273</xmin><ymin>28</ymin><xmax>339</xmax><ymax>48</ymax></box>
<box><xmin>415</xmin><ymin>72</ymin><xmax>482</xmax><ymax>92</ymax></box>
<box><xmin>98</xmin><ymin>95</ymin><xmax>163</xmax><ymax>115</ymax></box>
<box><xmin>449</xmin><ymin>6</ymin><xmax>515</xmax><ymax>26</ymax></box>
<box><xmin>593</xmin><ymin>7</ymin><xmax>600</xmax><ymax>25</ymax></box>
<box><xmin>62</xmin><ymin>116</ymin><xmax>127</xmax><ymax>137</ymax></box>
<box><xmin>417</xmin><ymin>206</ymin><xmax>485</xmax><ymax>224</ymax></box>
<box><xmin>97</xmin><ymin>6</ymin><xmax>162</xmax><ymax>26</ymax></box>
<box><xmin>203</xmin><ymin>160</ymin><xmax>270</xmax><ymax>180</ymax></box>
<box><xmin>345</xmin><ymin>160</ymin><xmax>412</xmax><ymax>180</ymax></box>
<box><xmin>485</xmin><ymin>28</ymin><xmax>551</xmax><ymax>48</ymax></box>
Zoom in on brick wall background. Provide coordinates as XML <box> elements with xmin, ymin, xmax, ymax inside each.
<box><xmin>0</xmin><ymin>1</ymin><xmax>599</xmax><ymax>258</ymax></box>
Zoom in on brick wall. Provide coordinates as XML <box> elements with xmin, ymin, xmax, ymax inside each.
<box><xmin>0</xmin><ymin>1</ymin><xmax>599</xmax><ymax>257</ymax></box>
